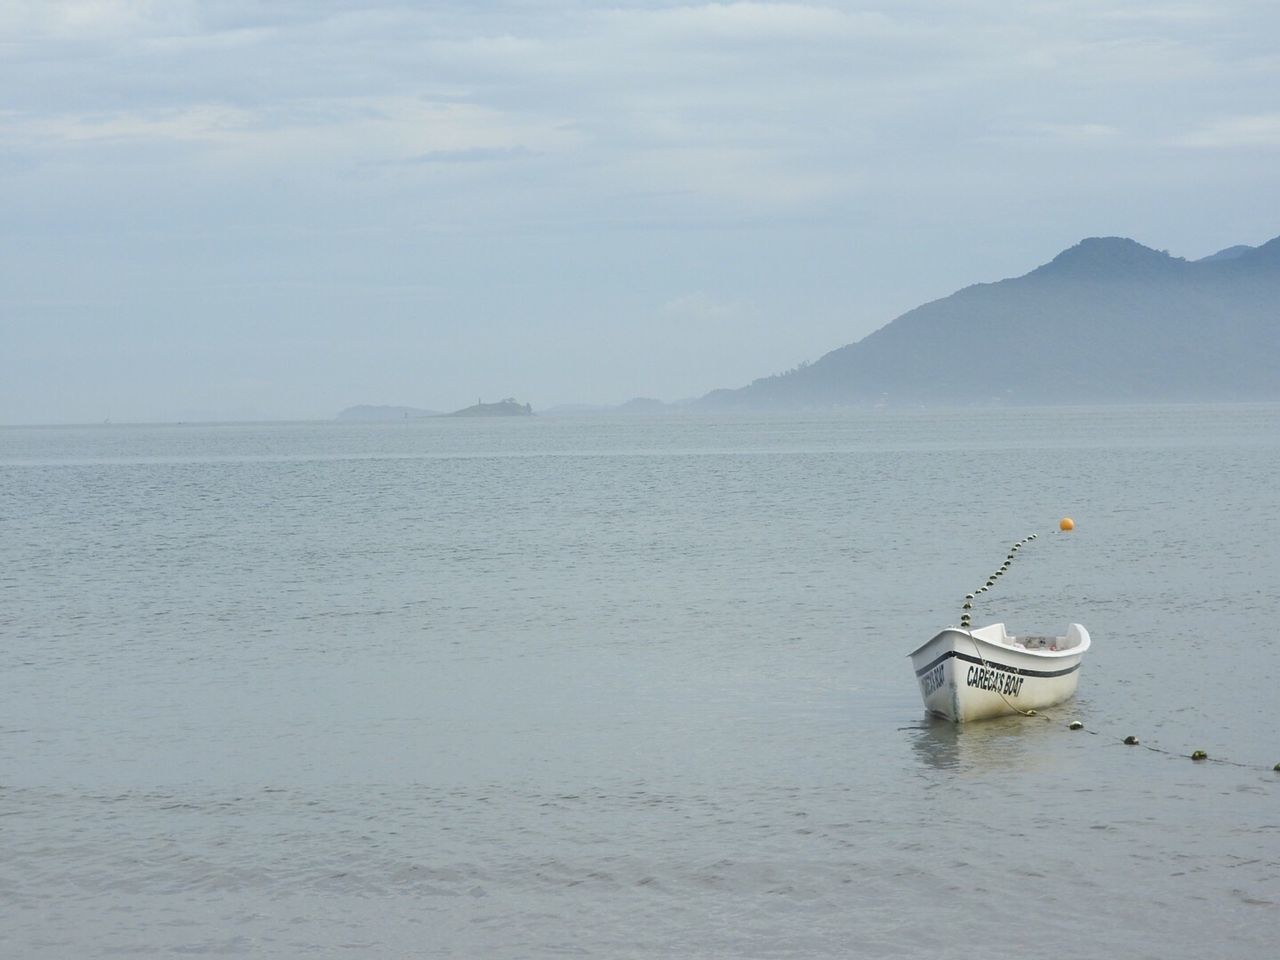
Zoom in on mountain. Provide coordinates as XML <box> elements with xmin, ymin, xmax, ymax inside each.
<box><xmin>1197</xmin><ymin>244</ymin><xmax>1254</xmax><ymax>263</ymax></box>
<box><xmin>699</xmin><ymin>235</ymin><xmax>1280</xmax><ymax>407</ymax></box>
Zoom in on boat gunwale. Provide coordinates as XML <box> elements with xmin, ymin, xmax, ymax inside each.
<box><xmin>907</xmin><ymin>624</ymin><xmax>1091</xmax><ymax>662</ymax></box>
<box><xmin>911</xmin><ymin>646</ymin><xmax>1083</xmax><ymax>680</ymax></box>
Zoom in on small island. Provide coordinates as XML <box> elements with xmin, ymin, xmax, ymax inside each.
<box><xmin>447</xmin><ymin>398</ymin><xmax>534</xmax><ymax>417</ymax></box>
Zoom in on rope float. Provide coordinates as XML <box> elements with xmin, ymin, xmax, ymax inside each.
<box><xmin>1056</xmin><ymin>718</ymin><xmax>1277</xmax><ymax>770</ymax></box>
<box><xmin>959</xmin><ymin>517</ymin><xmax>1073</xmax><ymax>631</ymax></box>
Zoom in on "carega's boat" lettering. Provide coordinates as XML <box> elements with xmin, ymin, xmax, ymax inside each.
<box><xmin>965</xmin><ymin>663</ymin><xmax>1025</xmax><ymax>697</ymax></box>
<box><xmin>920</xmin><ymin>663</ymin><xmax>946</xmax><ymax>696</ymax></box>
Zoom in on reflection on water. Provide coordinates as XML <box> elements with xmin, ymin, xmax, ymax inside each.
<box><xmin>906</xmin><ymin>711</ymin><xmax>1078</xmax><ymax>772</ymax></box>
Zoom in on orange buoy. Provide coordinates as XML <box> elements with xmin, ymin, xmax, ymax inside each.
<box><xmin>1059</xmin><ymin>517</ymin><xmax>1075</xmax><ymax>531</ymax></box>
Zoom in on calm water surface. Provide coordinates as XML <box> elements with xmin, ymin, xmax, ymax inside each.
<box><xmin>2</xmin><ymin>407</ymin><xmax>1277</xmax><ymax>958</ymax></box>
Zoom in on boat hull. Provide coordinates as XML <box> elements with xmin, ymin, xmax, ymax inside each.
<box><xmin>908</xmin><ymin>624</ymin><xmax>1089</xmax><ymax>722</ymax></box>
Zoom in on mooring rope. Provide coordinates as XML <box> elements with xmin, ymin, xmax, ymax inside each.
<box><xmin>1062</xmin><ymin>721</ymin><xmax>1271</xmax><ymax>768</ymax></box>
<box><xmin>963</xmin><ymin>629</ymin><xmax>1046</xmax><ymax>719</ymax></box>
<box><xmin>949</xmin><ymin>519</ymin><xmax>1277</xmax><ymax>769</ymax></box>
<box><xmin>956</xmin><ymin>529</ymin><xmax>1055</xmax><ymax>719</ymax></box>
<box><xmin>901</xmin><ymin>718</ymin><xmax>1280</xmax><ymax>771</ymax></box>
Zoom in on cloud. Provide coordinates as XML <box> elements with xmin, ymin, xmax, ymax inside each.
<box><xmin>603</xmin><ymin>3</ymin><xmax>897</xmax><ymax>43</ymax></box>
<box><xmin>984</xmin><ymin>122</ymin><xmax>1121</xmax><ymax>145</ymax></box>
<box><xmin>659</xmin><ymin>291</ymin><xmax>741</xmax><ymax>321</ymax></box>
<box><xmin>1095</xmin><ymin>2</ymin><xmax>1224</xmax><ymax>24</ymax></box>
<box><xmin>3</xmin><ymin>104</ymin><xmax>256</xmax><ymax>146</ymax></box>
<box><xmin>617</xmin><ymin>143</ymin><xmax>851</xmax><ymax>213</ymax></box>
<box><xmin>0</xmin><ymin>0</ymin><xmax>209</xmax><ymax>46</ymax></box>
<box><xmin>0</xmin><ymin>96</ymin><xmax>578</xmax><ymax>177</ymax></box>
<box><xmin>1174</xmin><ymin>113</ymin><xmax>1280</xmax><ymax>149</ymax></box>
<box><xmin>404</xmin><ymin>145</ymin><xmax>536</xmax><ymax>164</ymax></box>
<box><xmin>4</xmin><ymin>0</ymin><xmax>1274</xmax><ymax>233</ymax></box>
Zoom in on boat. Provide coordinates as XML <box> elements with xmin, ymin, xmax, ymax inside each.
<box><xmin>908</xmin><ymin>622</ymin><xmax>1091</xmax><ymax>722</ymax></box>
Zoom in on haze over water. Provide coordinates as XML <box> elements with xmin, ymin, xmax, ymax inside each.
<box><xmin>2</xmin><ymin>406</ymin><xmax>1277</xmax><ymax>958</ymax></box>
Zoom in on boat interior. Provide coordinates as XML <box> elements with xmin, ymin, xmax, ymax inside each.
<box><xmin>969</xmin><ymin>622</ymin><xmax>1088</xmax><ymax>652</ymax></box>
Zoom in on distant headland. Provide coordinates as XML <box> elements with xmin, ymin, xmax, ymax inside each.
<box><xmin>447</xmin><ymin>398</ymin><xmax>533</xmax><ymax>417</ymax></box>
<box><xmin>336</xmin><ymin>398</ymin><xmax>533</xmax><ymax>420</ymax></box>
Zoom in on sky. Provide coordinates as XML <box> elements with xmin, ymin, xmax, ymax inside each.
<box><xmin>2</xmin><ymin>1</ymin><xmax>1279</xmax><ymax>423</ymax></box>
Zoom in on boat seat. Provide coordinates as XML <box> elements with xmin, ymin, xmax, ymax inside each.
<box><xmin>1022</xmin><ymin>635</ymin><xmax>1058</xmax><ymax>650</ymax></box>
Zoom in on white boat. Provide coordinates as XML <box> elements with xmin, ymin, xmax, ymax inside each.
<box><xmin>908</xmin><ymin>622</ymin><xmax>1091</xmax><ymax>722</ymax></box>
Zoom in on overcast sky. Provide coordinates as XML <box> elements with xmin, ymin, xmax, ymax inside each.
<box><xmin>3</xmin><ymin>1</ymin><xmax>1278</xmax><ymax>422</ymax></box>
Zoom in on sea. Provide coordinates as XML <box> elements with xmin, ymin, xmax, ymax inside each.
<box><xmin>2</xmin><ymin>405</ymin><xmax>1277</xmax><ymax>959</ymax></box>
